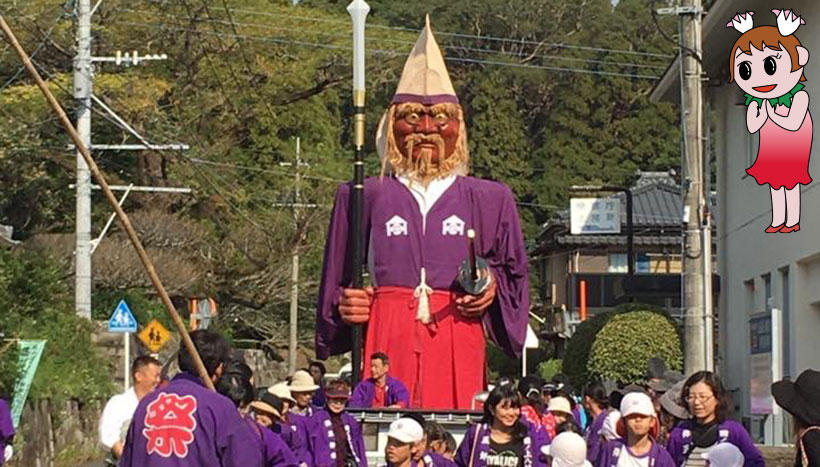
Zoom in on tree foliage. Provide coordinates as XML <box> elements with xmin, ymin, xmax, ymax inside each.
<box><xmin>587</xmin><ymin>310</ymin><xmax>683</xmax><ymax>384</ymax></box>
<box><xmin>0</xmin><ymin>248</ymin><xmax>114</xmax><ymax>403</ymax></box>
<box><xmin>0</xmin><ymin>0</ymin><xmax>681</xmax><ymax>370</ymax></box>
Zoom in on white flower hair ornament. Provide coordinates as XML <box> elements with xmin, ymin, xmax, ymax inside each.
<box><xmin>726</xmin><ymin>11</ymin><xmax>754</xmax><ymax>33</ymax></box>
<box><xmin>772</xmin><ymin>9</ymin><xmax>806</xmax><ymax>37</ymax></box>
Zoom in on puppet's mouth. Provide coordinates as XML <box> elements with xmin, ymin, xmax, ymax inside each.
<box><xmin>753</xmin><ymin>84</ymin><xmax>777</xmax><ymax>92</ymax></box>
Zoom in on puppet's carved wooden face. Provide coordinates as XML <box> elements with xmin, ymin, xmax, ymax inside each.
<box><xmin>392</xmin><ymin>103</ymin><xmax>460</xmax><ymax>163</ymax></box>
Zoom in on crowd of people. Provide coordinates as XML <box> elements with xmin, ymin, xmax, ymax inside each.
<box><xmin>90</xmin><ymin>330</ymin><xmax>820</xmax><ymax>466</ymax></box>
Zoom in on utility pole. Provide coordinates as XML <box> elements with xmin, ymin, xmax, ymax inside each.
<box><xmin>71</xmin><ymin>0</ymin><xmax>183</xmax><ymax>319</ymax></box>
<box><xmin>74</xmin><ymin>0</ymin><xmax>92</xmax><ymax>319</ymax></box>
<box><xmin>680</xmin><ymin>0</ymin><xmax>707</xmax><ymax>374</ymax></box>
<box><xmin>276</xmin><ymin>138</ymin><xmax>315</xmax><ymax>374</ymax></box>
<box><xmin>289</xmin><ymin>138</ymin><xmax>302</xmax><ymax>375</ymax></box>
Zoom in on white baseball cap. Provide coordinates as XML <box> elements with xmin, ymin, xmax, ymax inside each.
<box><xmin>701</xmin><ymin>443</ymin><xmax>744</xmax><ymax>467</ymax></box>
<box><xmin>387</xmin><ymin>418</ymin><xmax>424</xmax><ymax>444</ymax></box>
<box><xmin>599</xmin><ymin>410</ymin><xmax>622</xmax><ymax>441</ymax></box>
<box><xmin>620</xmin><ymin>392</ymin><xmax>655</xmax><ymax>417</ymax></box>
<box><xmin>541</xmin><ymin>432</ymin><xmax>592</xmax><ymax>467</ymax></box>
<box><xmin>548</xmin><ymin>396</ymin><xmax>572</xmax><ymax>415</ymax></box>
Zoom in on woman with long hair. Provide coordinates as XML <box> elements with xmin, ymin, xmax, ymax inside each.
<box><xmin>666</xmin><ymin>372</ymin><xmax>763</xmax><ymax>466</ymax></box>
<box><xmin>455</xmin><ymin>383</ymin><xmax>548</xmax><ymax>467</ymax></box>
<box><xmin>772</xmin><ymin>369</ymin><xmax>820</xmax><ymax>466</ymax></box>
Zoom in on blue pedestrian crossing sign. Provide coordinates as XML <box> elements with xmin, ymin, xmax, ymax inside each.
<box><xmin>108</xmin><ymin>300</ymin><xmax>138</xmax><ymax>333</ymax></box>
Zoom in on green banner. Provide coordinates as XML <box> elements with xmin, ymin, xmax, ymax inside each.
<box><xmin>11</xmin><ymin>340</ymin><xmax>46</xmax><ymax>429</ymax></box>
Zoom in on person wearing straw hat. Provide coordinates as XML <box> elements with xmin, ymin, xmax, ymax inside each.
<box><xmin>289</xmin><ymin>369</ymin><xmax>320</xmax><ymax>417</ymax></box>
<box><xmin>315</xmin><ymin>14</ymin><xmax>529</xmax><ymax>410</ymax></box>
<box><xmin>266</xmin><ymin>383</ymin><xmax>310</xmax><ymax>466</ymax></box>
<box><xmin>217</xmin><ymin>371</ymin><xmax>299</xmax><ymax>467</ymax></box>
<box><xmin>302</xmin><ymin>379</ymin><xmax>367</xmax><ymax>467</ymax></box>
<box><xmin>772</xmin><ymin>369</ymin><xmax>820</xmax><ymax>466</ymax></box>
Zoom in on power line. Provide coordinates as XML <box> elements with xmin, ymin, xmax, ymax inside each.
<box><xmin>226</xmin><ymin>6</ymin><xmax>675</xmax><ymax>59</ymax></box>
<box><xmin>118</xmin><ymin>21</ymin><xmax>660</xmax><ymax>80</ymax></box>
<box><xmin>117</xmin><ymin>8</ymin><xmax>668</xmax><ymax>71</ymax></box>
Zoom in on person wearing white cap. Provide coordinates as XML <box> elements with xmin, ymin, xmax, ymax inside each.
<box><xmin>315</xmin><ymin>13</ymin><xmax>530</xmax><ymax>410</ymax></box>
<box><xmin>701</xmin><ymin>443</ymin><xmax>744</xmax><ymax>467</ymax></box>
<box><xmin>542</xmin><ymin>432</ymin><xmax>592</xmax><ymax>467</ymax></box>
<box><xmin>596</xmin><ymin>392</ymin><xmax>675</xmax><ymax>467</ymax></box>
<box><xmin>385</xmin><ymin>418</ymin><xmax>424</xmax><ymax>467</ymax></box>
<box><xmin>289</xmin><ymin>369</ymin><xmax>320</xmax><ymax>417</ymax></box>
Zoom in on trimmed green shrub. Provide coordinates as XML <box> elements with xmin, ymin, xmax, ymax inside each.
<box><xmin>562</xmin><ymin>311</ymin><xmax>616</xmax><ymax>388</ymax></box>
<box><xmin>537</xmin><ymin>359</ymin><xmax>562</xmax><ymax>382</ymax></box>
<box><xmin>562</xmin><ymin>302</ymin><xmax>676</xmax><ymax>387</ymax></box>
<box><xmin>587</xmin><ymin>311</ymin><xmax>682</xmax><ymax>384</ymax></box>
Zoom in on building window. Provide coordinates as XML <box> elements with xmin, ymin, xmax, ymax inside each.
<box><xmin>763</xmin><ymin>274</ymin><xmax>772</xmax><ymax>312</ymax></box>
<box><xmin>608</xmin><ymin>253</ymin><xmax>627</xmax><ymax>273</ymax></box>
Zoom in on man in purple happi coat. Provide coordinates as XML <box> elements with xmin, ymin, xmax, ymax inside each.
<box><xmin>119</xmin><ymin>330</ymin><xmax>263</xmax><ymax>466</ymax></box>
<box><xmin>0</xmin><ymin>397</ymin><xmax>14</xmax><ymax>465</ymax></box>
<box><xmin>315</xmin><ymin>15</ymin><xmax>529</xmax><ymax>410</ymax></box>
<box><xmin>349</xmin><ymin>352</ymin><xmax>410</xmax><ymax>409</ymax></box>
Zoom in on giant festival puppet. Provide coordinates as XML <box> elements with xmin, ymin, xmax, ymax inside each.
<box><xmin>315</xmin><ymin>16</ymin><xmax>529</xmax><ymax>409</ymax></box>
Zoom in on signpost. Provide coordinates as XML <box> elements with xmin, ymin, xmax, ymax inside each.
<box><xmin>570</xmin><ymin>197</ymin><xmax>621</xmax><ymax>234</ymax></box>
<box><xmin>108</xmin><ymin>299</ymin><xmax>137</xmax><ymax>390</ymax></box>
<box><xmin>138</xmin><ymin>319</ymin><xmax>171</xmax><ymax>353</ymax></box>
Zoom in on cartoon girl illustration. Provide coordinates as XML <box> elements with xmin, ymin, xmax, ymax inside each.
<box><xmin>727</xmin><ymin>9</ymin><xmax>812</xmax><ymax>233</ymax></box>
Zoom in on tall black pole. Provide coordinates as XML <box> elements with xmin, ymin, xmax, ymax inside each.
<box><xmin>347</xmin><ymin>0</ymin><xmax>369</xmax><ymax>385</ymax></box>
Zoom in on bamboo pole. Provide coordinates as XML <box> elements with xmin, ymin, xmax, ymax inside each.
<box><xmin>0</xmin><ymin>15</ymin><xmax>214</xmax><ymax>390</ymax></box>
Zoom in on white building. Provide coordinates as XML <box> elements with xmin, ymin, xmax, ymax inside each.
<box><xmin>652</xmin><ymin>0</ymin><xmax>820</xmax><ymax>445</ymax></box>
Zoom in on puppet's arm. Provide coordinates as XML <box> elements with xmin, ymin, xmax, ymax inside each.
<box><xmin>746</xmin><ymin>101</ymin><xmax>767</xmax><ymax>133</ymax></box>
<box><xmin>766</xmin><ymin>91</ymin><xmax>810</xmax><ymax>131</ymax></box>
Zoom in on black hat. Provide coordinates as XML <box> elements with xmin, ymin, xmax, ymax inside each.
<box><xmin>772</xmin><ymin>369</ymin><xmax>820</xmax><ymax>425</ymax></box>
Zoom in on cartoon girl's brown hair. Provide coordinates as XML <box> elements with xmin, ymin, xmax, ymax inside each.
<box><xmin>729</xmin><ymin>26</ymin><xmax>806</xmax><ymax>83</ymax></box>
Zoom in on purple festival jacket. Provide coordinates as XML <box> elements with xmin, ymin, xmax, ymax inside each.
<box><xmin>665</xmin><ymin>420</ymin><xmax>764</xmax><ymax>467</ymax></box>
<box><xmin>315</xmin><ymin>176</ymin><xmax>529</xmax><ymax>360</ymax></box>
<box><xmin>119</xmin><ymin>372</ymin><xmax>263</xmax><ymax>467</ymax></box>
<box><xmin>454</xmin><ymin>421</ymin><xmax>549</xmax><ymax>467</ymax></box>
<box><xmin>348</xmin><ymin>375</ymin><xmax>411</xmax><ymax>409</ymax></box>
<box><xmin>301</xmin><ymin>408</ymin><xmax>367</xmax><ymax>467</ymax></box>
<box><xmin>0</xmin><ymin>399</ymin><xmax>13</xmax><ymax>467</ymax></box>
<box><xmin>242</xmin><ymin>416</ymin><xmax>299</xmax><ymax>467</ymax></box>
<box><xmin>597</xmin><ymin>439</ymin><xmax>676</xmax><ymax>467</ymax></box>
<box><xmin>585</xmin><ymin>409</ymin><xmax>611</xmax><ymax>464</ymax></box>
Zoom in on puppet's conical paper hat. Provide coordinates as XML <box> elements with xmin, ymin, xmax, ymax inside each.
<box><xmin>391</xmin><ymin>15</ymin><xmax>459</xmax><ymax>105</ymax></box>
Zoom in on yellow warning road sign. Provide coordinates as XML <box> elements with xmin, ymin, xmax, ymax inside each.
<box><xmin>138</xmin><ymin>319</ymin><xmax>171</xmax><ymax>353</ymax></box>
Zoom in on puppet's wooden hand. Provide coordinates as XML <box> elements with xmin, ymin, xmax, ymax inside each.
<box><xmin>339</xmin><ymin>287</ymin><xmax>374</xmax><ymax>324</ymax></box>
<box><xmin>456</xmin><ymin>272</ymin><xmax>497</xmax><ymax>318</ymax></box>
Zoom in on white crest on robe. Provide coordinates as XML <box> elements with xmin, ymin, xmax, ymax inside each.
<box><xmin>386</xmin><ymin>215</ymin><xmax>408</xmax><ymax>237</ymax></box>
<box><xmin>442</xmin><ymin>214</ymin><xmax>465</xmax><ymax>236</ymax></box>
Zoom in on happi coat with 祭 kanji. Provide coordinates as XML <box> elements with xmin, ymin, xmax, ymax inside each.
<box><xmin>316</xmin><ymin>175</ymin><xmax>529</xmax><ymax>409</ymax></box>
<box><xmin>119</xmin><ymin>372</ymin><xmax>263</xmax><ymax>467</ymax></box>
